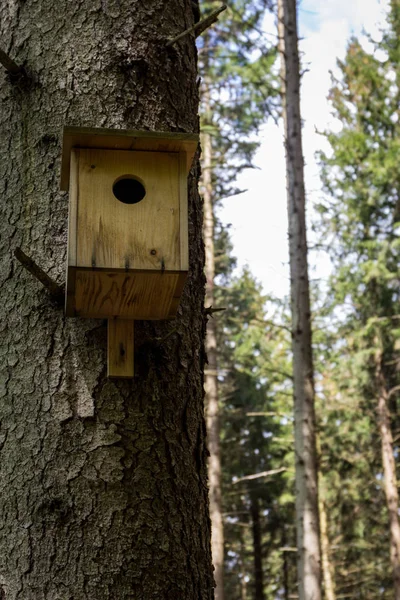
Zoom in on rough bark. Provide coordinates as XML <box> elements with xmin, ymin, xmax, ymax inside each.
<box><xmin>0</xmin><ymin>2</ymin><xmax>213</xmax><ymax>599</ymax></box>
<box><xmin>201</xmin><ymin>89</ymin><xmax>225</xmax><ymax>598</ymax></box>
<box><xmin>277</xmin><ymin>1</ymin><xmax>322</xmax><ymax>599</ymax></box>
<box><xmin>376</xmin><ymin>353</ymin><xmax>400</xmax><ymax>600</ymax></box>
<box><xmin>250</xmin><ymin>494</ymin><xmax>265</xmax><ymax>600</ymax></box>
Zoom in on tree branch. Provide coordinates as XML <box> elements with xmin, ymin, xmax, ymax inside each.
<box><xmin>387</xmin><ymin>384</ymin><xmax>400</xmax><ymax>400</ymax></box>
<box><xmin>0</xmin><ymin>48</ymin><xmax>22</xmax><ymax>74</ymax></box>
<box><xmin>14</xmin><ymin>247</ymin><xmax>64</xmax><ymax>304</ymax></box>
<box><xmin>166</xmin><ymin>4</ymin><xmax>227</xmax><ymax>47</ymax></box>
<box><xmin>205</xmin><ymin>305</ymin><xmax>226</xmax><ymax>317</ymax></box>
<box><xmin>232</xmin><ymin>467</ymin><xmax>287</xmax><ymax>484</ymax></box>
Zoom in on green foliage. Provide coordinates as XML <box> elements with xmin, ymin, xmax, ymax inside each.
<box><xmin>198</xmin><ymin>2</ymin><xmax>295</xmax><ymax>596</ymax></box>
<box><xmin>314</xmin><ymin>3</ymin><xmax>400</xmax><ymax>596</ymax></box>
<box><xmin>199</xmin><ymin>0</ymin><xmax>279</xmax><ymax>201</ymax></box>
<box><xmin>215</xmin><ymin>268</ymin><xmax>297</xmax><ymax>598</ymax></box>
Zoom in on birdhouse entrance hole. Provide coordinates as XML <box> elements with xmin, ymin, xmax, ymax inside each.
<box><xmin>112</xmin><ymin>176</ymin><xmax>146</xmax><ymax>205</ymax></box>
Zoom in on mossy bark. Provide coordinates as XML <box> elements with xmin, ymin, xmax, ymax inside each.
<box><xmin>0</xmin><ymin>1</ymin><xmax>213</xmax><ymax>598</ymax></box>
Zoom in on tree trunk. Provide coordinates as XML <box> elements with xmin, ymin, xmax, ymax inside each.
<box><xmin>201</xmin><ymin>88</ymin><xmax>225</xmax><ymax>598</ymax></box>
<box><xmin>240</xmin><ymin>531</ymin><xmax>248</xmax><ymax>600</ymax></box>
<box><xmin>282</xmin><ymin>528</ymin><xmax>290</xmax><ymax>600</ymax></box>
<box><xmin>318</xmin><ymin>482</ymin><xmax>336</xmax><ymax>600</ymax></box>
<box><xmin>376</xmin><ymin>352</ymin><xmax>400</xmax><ymax>600</ymax></box>
<box><xmin>277</xmin><ymin>1</ymin><xmax>322</xmax><ymax>599</ymax></box>
<box><xmin>250</xmin><ymin>494</ymin><xmax>265</xmax><ymax>600</ymax></box>
<box><xmin>0</xmin><ymin>2</ymin><xmax>213</xmax><ymax>599</ymax></box>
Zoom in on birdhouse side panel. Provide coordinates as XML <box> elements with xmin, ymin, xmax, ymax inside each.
<box><xmin>179</xmin><ymin>151</ymin><xmax>189</xmax><ymax>271</ymax></box>
<box><xmin>74</xmin><ymin>149</ymin><xmax>181</xmax><ymax>271</ymax></box>
<box><xmin>67</xmin><ymin>150</ymin><xmax>79</xmax><ymax>268</ymax></box>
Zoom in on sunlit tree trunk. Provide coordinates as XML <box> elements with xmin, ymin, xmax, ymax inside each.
<box><xmin>375</xmin><ymin>349</ymin><xmax>400</xmax><ymax>600</ymax></box>
<box><xmin>318</xmin><ymin>481</ymin><xmax>336</xmax><ymax>600</ymax></box>
<box><xmin>201</xmin><ymin>75</ymin><xmax>225</xmax><ymax>600</ymax></box>
<box><xmin>0</xmin><ymin>1</ymin><xmax>214</xmax><ymax>598</ymax></box>
<box><xmin>277</xmin><ymin>1</ymin><xmax>322</xmax><ymax>598</ymax></box>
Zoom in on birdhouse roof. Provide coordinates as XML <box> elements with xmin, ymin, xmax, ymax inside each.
<box><xmin>60</xmin><ymin>126</ymin><xmax>199</xmax><ymax>191</ymax></box>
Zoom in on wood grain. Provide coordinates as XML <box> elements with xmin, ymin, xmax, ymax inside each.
<box><xmin>74</xmin><ymin>148</ymin><xmax>181</xmax><ymax>271</ymax></box>
<box><xmin>67</xmin><ymin>150</ymin><xmax>78</xmax><ymax>268</ymax></box>
<box><xmin>108</xmin><ymin>319</ymin><xmax>134</xmax><ymax>378</ymax></box>
<box><xmin>61</xmin><ymin>127</ymin><xmax>198</xmax><ymax>190</ymax></box>
<box><xmin>66</xmin><ymin>268</ymin><xmax>187</xmax><ymax>319</ymax></box>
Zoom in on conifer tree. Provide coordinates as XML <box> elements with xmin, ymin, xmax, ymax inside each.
<box><xmin>198</xmin><ymin>2</ymin><xmax>277</xmax><ymax>596</ymax></box>
<box><xmin>317</xmin><ymin>3</ymin><xmax>400</xmax><ymax>595</ymax></box>
<box><xmin>277</xmin><ymin>1</ymin><xmax>322</xmax><ymax>598</ymax></box>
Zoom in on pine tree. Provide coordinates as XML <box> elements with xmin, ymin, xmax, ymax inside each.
<box><xmin>317</xmin><ymin>2</ymin><xmax>400</xmax><ymax>595</ymax></box>
<box><xmin>277</xmin><ymin>1</ymin><xmax>322</xmax><ymax>598</ymax></box>
<box><xmin>198</xmin><ymin>2</ymin><xmax>278</xmax><ymax>597</ymax></box>
<box><xmin>218</xmin><ymin>270</ymin><xmax>297</xmax><ymax>599</ymax></box>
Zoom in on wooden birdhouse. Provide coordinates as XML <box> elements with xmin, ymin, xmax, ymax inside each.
<box><xmin>61</xmin><ymin>126</ymin><xmax>198</xmax><ymax>378</ymax></box>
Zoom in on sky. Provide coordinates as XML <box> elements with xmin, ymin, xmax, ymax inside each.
<box><xmin>218</xmin><ymin>0</ymin><xmax>390</xmax><ymax>299</ymax></box>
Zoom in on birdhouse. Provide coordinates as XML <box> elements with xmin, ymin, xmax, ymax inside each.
<box><xmin>61</xmin><ymin>126</ymin><xmax>198</xmax><ymax>378</ymax></box>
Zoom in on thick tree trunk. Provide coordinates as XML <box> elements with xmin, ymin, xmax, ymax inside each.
<box><xmin>376</xmin><ymin>353</ymin><xmax>400</xmax><ymax>600</ymax></box>
<box><xmin>250</xmin><ymin>494</ymin><xmax>265</xmax><ymax>600</ymax></box>
<box><xmin>201</xmin><ymin>105</ymin><xmax>225</xmax><ymax>598</ymax></box>
<box><xmin>0</xmin><ymin>2</ymin><xmax>213</xmax><ymax>599</ymax></box>
<box><xmin>277</xmin><ymin>1</ymin><xmax>322</xmax><ymax>599</ymax></box>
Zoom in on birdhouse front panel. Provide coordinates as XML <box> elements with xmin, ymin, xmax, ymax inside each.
<box><xmin>65</xmin><ymin>146</ymin><xmax>193</xmax><ymax>320</ymax></box>
<box><xmin>71</xmin><ymin>148</ymin><xmax>182</xmax><ymax>271</ymax></box>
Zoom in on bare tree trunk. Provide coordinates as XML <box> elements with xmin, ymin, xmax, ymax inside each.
<box><xmin>282</xmin><ymin>528</ymin><xmax>290</xmax><ymax>600</ymax></box>
<box><xmin>277</xmin><ymin>1</ymin><xmax>322</xmax><ymax>599</ymax></box>
<box><xmin>376</xmin><ymin>352</ymin><xmax>400</xmax><ymax>600</ymax></box>
<box><xmin>201</xmin><ymin>78</ymin><xmax>225</xmax><ymax>598</ymax></box>
<box><xmin>0</xmin><ymin>2</ymin><xmax>213</xmax><ymax>599</ymax></box>
<box><xmin>240</xmin><ymin>531</ymin><xmax>248</xmax><ymax>600</ymax></box>
<box><xmin>250</xmin><ymin>494</ymin><xmax>265</xmax><ymax>600</ymax></box>
<box><xmin>318</xmin><ymin>483</ymin><xmax>336</xmax><ymax>600</ymax></box>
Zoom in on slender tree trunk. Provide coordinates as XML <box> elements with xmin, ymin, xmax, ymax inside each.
<box><xmin>376</xmin><ymin>352</ymin><xmax>400</xmax><ymax>600</ymax></box>
<box><xmin>250</xmin><ymin>494</ymin><xmax>265</xmax><ymax>600</ymax></box>
<box><xmin>0</xmin><ymin>2</ymin><xmax>214</xmax><ymax>599</ymax></box>
<box><xmin>240</xmin><ymin>531</ymin><xmax>248</xmax><ymax>600</ymax></box>
<box><xmin>277</xmin><ymin>1</ymin><xmax>322</xmax><ymax>599</ymax></box>
<box><xmin>282</xmin><ymin>528</ymin><xmax>290</xmax><ymax>600</ymax></box>
<box><xmin>201</xmin><ymin>76</ymin><xmax>225</xmax><ymax>598</ymax></box>
<box><xmin>318</xmin><ymin>483</ymin><xmax>336</xmax><ymax>600</ymax></box>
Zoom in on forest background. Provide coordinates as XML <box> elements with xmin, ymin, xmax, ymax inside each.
<box><xmin>221</xmin><ymin>0</ymin><xmax>389</xmax><ymax>298</ymax></box>
<box><xmin>204</xmin><ymin>0</ymin><xmax>400</xmax><ymax>598</ymax></box>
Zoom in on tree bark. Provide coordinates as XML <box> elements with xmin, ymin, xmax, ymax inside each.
<box><xmin>201</xmin><ymin>81</ymin><xmax>225</xmax><ymax>598</ymax></box>
<box><xmin>376</xmin><ymin>351</ymin><xmax>400</xmax><ymax>600</ymax></box>
<box><xmin>0</xmin><ymin>2</ymin><xmax>213</xmax><ymax>599</ymax></box>
<box><xmin>250</xmin><ymin>494</ymin><xmax>265</xmax><ymax>600</ymax></box>
<box><xmin>318</xmin><ymin>482</ymin><xmax>336</xmax><ymax>600</ymax></box>
<box><xmin>277</xmin><ymin>1</ymin><xmax>322</xmax><ymax>599</ymax></box>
